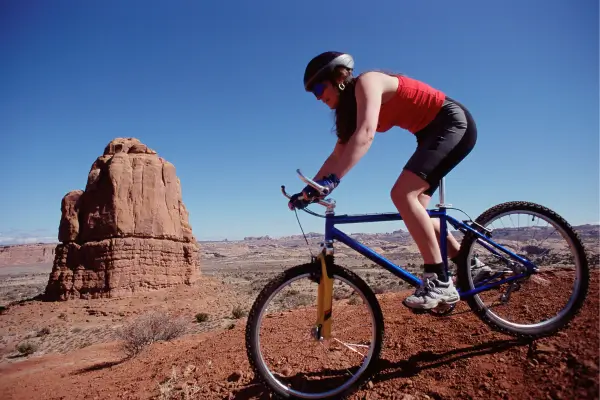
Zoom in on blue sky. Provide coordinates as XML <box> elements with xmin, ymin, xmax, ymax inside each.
<box><xmin>1</xmin><ymin>0</ymin><xmax>598</xmax><ymax>244</ymax></box>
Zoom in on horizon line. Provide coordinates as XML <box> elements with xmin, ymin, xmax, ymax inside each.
<box><xmin>1</xmin><ymin>221</ymin><xmax>598</xmax><ymax>247</ymax></box>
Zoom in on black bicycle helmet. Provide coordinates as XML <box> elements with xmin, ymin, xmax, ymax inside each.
<box><xmin>303</xmin><ymin>51</ymin><xmax>354</xmax><ymax>91</ymax></box>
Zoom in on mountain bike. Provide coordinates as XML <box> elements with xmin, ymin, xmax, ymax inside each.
<box><xmin>245</xmin><ymin>169</ymin><xmax>589</xmax><ymax>399</ymax></box>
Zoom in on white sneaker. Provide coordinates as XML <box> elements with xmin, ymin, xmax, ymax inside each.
<box><xmin>403</xmin><ymin>272</ymin><xmax>460</xmax><ymax>310</ymax></box>
<box><xmin>471</xmin><ymin>257</ymin><xmax>493</xmax><ymax>286</ymax></box>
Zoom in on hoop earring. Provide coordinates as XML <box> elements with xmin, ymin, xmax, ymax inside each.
<box><xmin>338</xmin><ymin>83</ymin><xmax>346</xmax><ymax>91</ymax></box>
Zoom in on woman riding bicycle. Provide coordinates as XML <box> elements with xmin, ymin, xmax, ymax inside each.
<box><xmin>288</xmin><ymin>51</ymin><xmax>478</xmax><ymax>310</ymax></box>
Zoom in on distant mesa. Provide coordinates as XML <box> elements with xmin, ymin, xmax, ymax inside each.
<box><xmin>243</xmin><ymin>236</ymin><xmax>272</xmax><ymax>241</ymax></box>
<box><xmin>45</xmin><ymin>137</ymin><xmax>200</xmax><ymax>300</ymax></box>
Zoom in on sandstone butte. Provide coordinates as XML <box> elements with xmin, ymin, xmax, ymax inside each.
<box><xmin>44</xmin><ymin>138</ymin><xmax>200</xmax><ymax>300</ymax></box>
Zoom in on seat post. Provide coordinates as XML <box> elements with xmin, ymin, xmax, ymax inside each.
<box><xmin>436</xmin><ymin>178</ymin><xmax>452</xmax><ymax>274</ymax></box>
<box><xmin>436</xmin><ymin>178</ymin><xmax>451</xmax><ymax>208</ymax></box>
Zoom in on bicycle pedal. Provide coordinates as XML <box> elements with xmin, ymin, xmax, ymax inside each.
<box><xmin>430</xmin><ymin>303</ymin><xmax>456</xmax><ymax>316</ymax></box>
<box><xmin>407</xmin><ymin>307</ymin><xmax>428</xmax><ymax>315</ymax></box>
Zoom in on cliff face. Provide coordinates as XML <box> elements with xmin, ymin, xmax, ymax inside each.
<box><xmin>0</xmin><ymin>244</ymin><xmax>55</xmax><ymax>266</ymax></box>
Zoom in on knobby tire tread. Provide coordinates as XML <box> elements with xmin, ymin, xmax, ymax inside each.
<box><xmin>244</xmin><ymin>262</ymin><xmax>385</xmax><ymax>399</ymax></box>
<box><xmin>456</xmin><ymin>201</ymin><xmax>590</xmax><ymax>339</ymax></box>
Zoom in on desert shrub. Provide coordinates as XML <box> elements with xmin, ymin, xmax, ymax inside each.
<box><xmin>348</xmin><ymin>294</ymin><xmax>363</xmax><ymax>305</ymax></box>
<box><xmin>195</xmin><ymin>312</ymin><xmax>209</xmax><ymax>323</ymax></box>
<box><xmin>294</xmin><ymin>293</ymin><xmax>313</xmax><ymax>307</ymax></box>
<box><xmin>250</xmin><ymin>278</ymin><xmax>270</xmax><ymax>291</ymax></box>
<box><xmin>231</xmin><ymin>305</ymin><xmax>246</xmax><ymax>319</ymax></box>
<box><xmin>333</xmin><ymin>289</ymin><xmax>351</xmax><ymax>301</ymax></box>
<box><xmin>17</xmin><ymin>341</ymin><xmax>37</xmax><ymax>355</ymax></box>
<box><xmin>116</xmin><ymin>311</ymin><xmax>188</xmax><ymax>357</ymax></box>
<box><xmin>37</xmin><ymin>327</ymin><xmax>51</xmax><ymax>336</ymax></box>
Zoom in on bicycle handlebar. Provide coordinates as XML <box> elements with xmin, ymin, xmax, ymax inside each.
<box><xmin>281</xmin><ymin>169</ymin><xmax>336</xmax><ymax>209</ymax></box>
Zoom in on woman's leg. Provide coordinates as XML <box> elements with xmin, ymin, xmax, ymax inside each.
<box><xmin>391</xmin><ymin>171</ymin><xmax>460</xmax><ymax>310</ymax></box>
<box><xmin>391</xmin><ymin>171</ymin><xmax>441</xmax><ymax>265</ymax></box>
<box><xmin>418</xmin><ymin>193</ymin><xmax>461</xmax><ymax>260</ymax></box>
<box><xmin>397</xmin><ymin>97</ymin><xmax>477</xmax><ymax>310</ymax></box>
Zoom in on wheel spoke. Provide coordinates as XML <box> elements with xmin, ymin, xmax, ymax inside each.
<box><xmin>333</xmin><ymin>338</ymin><xmax>368</xmax><ymax>357</ymax></box>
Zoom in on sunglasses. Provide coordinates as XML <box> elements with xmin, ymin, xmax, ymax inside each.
<box><xmin>311</xmin><ymin>82</ymin><xmax>326</xmax><ymax>98</ymax></box>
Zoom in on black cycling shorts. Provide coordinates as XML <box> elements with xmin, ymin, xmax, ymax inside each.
<box><xmin>403</xmin><ymin>96</ymin><xmax>477</xmax><ymax>196</ymax></box>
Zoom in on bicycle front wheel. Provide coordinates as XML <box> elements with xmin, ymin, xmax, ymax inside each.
<box><xmin>245</xmin><ymin>262</ymin><xmax>384</xmax><ymax>399</ymax></box>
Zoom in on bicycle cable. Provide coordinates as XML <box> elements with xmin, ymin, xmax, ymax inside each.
<box><xmin>294</xmin><ymin>208</ymin><xmax>314</xmax><ymax>258</ymax></box>
<box><xmin>443</xmin><ymin>206</ymin><xmax>475</xmax><ymax>222</ymax></box>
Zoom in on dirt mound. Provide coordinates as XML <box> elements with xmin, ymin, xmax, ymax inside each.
<box><xmin>0</xmin><ymin>271</ymin><xmax>597</xmax><ymax>400</ymax></box>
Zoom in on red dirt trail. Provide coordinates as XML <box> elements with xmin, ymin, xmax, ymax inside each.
<box><xmin>0</xmin><ymin>272</ymin><xmax>598</xmax><ymax>400</ymax></box>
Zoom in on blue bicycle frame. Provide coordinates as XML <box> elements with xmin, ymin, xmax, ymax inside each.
<box><xmin>323</xmin><ymin>209</ymin><xmax>536</xmax><ymax>299</ymax></box>
<box><xmin>295</xmin><ymin>176</ymin><xmax>539</xmax><ymax>300</ymax></box>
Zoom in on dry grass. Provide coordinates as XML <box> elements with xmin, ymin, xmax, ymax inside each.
<box><xmin>231</xmin><ymin>305</ymin><xmax>246</xmax><ymax>319</ymax></box>
<box><xmin>116</xmin><ymin>311</ymin><xmax>188</xmax><ymax>357</ymax></box>
<box><xmin>157</xmin><ymin>365</ymin><xmax>202</xmax><ymax>400</ymax></box>
<box><xmin>16</xmin><ymin>341</ymin><xmax>37</xmax><ymax>355</ymax></box>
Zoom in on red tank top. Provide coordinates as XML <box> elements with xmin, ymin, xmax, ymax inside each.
<box><xmin>376</xmin><ymin>74</ymin><xmax>445</xmax><ymax>134</ymax></box>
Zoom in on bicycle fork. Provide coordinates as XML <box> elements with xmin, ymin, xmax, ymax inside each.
<box><xmin>313</xmin><ymin>252</ymin><xmax>334</xmax><ymax>341</ymax></box>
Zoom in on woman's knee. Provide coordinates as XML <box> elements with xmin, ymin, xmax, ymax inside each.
<box><xmin>391</xmin><ymin>169</ymin><xmax>430</xmax><ymax>207</ymax></box>
<box><xmin>418</xmin><ymin>193</ymin><xmax>432</xmax><ymax>208</ymax></box>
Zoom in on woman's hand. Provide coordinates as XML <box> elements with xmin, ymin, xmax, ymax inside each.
<box><xmin>288</xmin><ymin>174</ymin><xmax>340</xmax><ymax>210</ymax></box>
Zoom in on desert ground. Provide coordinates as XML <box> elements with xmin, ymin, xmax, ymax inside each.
<box><xmin>0</xmin><ymin>226</ymin><xmax>598</xmax><ymax>399</ymax></box>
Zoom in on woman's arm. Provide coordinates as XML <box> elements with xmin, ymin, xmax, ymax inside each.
<box><xmin>330</xmin><ymin>72</ymin><xmax>383</xmax><ymax>179</ymax></box>
<box><xmin>312</xmin><ymin>139</ymin><xmax>347</xmax><ymax>180</ymax></box>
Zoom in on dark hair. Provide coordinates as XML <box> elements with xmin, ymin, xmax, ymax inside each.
<box><xmin>330</xmin><ymin>67</ymin><xmax>357</xmax><ymax>144</ymax></box>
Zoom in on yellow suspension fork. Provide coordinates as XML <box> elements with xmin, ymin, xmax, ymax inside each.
<box><xmin>315</xmin><ymin>252</ymin><xmax>334</xmax><ymax>340</ymax></box>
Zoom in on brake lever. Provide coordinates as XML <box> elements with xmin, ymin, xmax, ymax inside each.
<box><xmin>296</xmin><ymin>169</ymin><xmax>330</xmax><ymax>196</ymax></box>
<box><xmin>281</xmin><ymin>185</ymin><xmax>333</xmax><ymax>209</ymax></box>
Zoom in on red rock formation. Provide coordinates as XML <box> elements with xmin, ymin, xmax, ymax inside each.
<box><xmin>45</xmin><ymin>138</ymin><xmax>200</xmax><ymax>300</ymax></box>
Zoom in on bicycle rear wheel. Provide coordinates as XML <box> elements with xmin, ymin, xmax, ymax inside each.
<box><xmin>456</xmin><ymin>201</ymin><xmax>589</xmax><ymax>338</ymax></box>
<box><xmin>245</xmin><ymin>262</ymin><xmax>384</xmax><ymax>399</ymax></box>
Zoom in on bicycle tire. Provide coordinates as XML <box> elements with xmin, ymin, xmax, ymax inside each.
<box><xmin>456</xmin><ymin>201</ymin><xmax>589</xmax><ymax>338</ymax></box>
<box><xmin>245</xmin><ymin>262</ymin><xmax>385</xmax><ymax>399</ymax></box>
